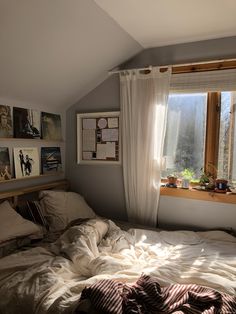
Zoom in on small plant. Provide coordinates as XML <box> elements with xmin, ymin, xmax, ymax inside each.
<box><xmin>181</xmin><ymin>168</ymin><xmax>195</xmax><ymax>180</ymax></box>
<box><xmin>199</xmin><ymin>169</ymin><xmax>215</xmax><ymax>190</ymax></box>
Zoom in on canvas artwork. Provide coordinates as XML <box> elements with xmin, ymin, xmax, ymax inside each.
<box><xmin>41</xmin><ymin>147</ymin><xmax>62</xmax><ymax>174</ymax></box>
<box><xmin>13</xmin><ymin>147</ymin><xmax>40</xmax><ymax>178</ymax></box>
<box><xmin>13</xmin><ymin>107</ymin><xmax>41</xmax><ymax>139</ymax></box>
<box><xmin>0</xmin><ymin>147</ymin><xmax>11</xmax><ymax>181</ymax></box>
<box><xmin>0</xmin><ymin>105</ymin><xmax>13</xmax><ymax>138</ymax></box>
<box><xmin>41</xmin><ymin>112</ymin><xmax>62</xmax><ymax>141</ymax></box>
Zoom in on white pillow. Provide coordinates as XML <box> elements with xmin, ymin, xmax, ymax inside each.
<box><xmin>0</xmin><ymin>201</ymin><xmax>42</xmax><ymax>244</ymax></box>
<box><xmin>39</xmin><ymin>191</ymin><xmax>96</xmax><ymax>231</ymax></box>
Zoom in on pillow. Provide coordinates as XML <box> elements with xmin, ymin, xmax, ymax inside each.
<box><xmin>39</xmin><ymin>191</ymin><xmax>96</xmax><ymax>231</ymax></box>
<box><xmin>0</xmin><ymin>200</ymin><xmax>42</xmax><ymax>243</ymax></box>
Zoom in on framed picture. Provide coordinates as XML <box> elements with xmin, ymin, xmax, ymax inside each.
<box><xmin>13</xmin><ymin>147</ymin><xmax>40</xmax><ymax>178</ymax></box>
<box><xmin>13</xmin><ymin>107</ymin><xmax>41</xmax><ymax>139</ymax></box>
<box><xmin>0</xmin><ymin>105</ymin><xmax>13</xmax><ymax>138</ymax></box>
<box><xmin>41</xmin><ymin>112</ymin><xmax>62</xmax><ymax>141</ymax></box>
<box><xmin>0</xmin><ymin>147</ymin><xmax>11</xmax><ymax>180</ymax></box>
<box><xmin>77</xmin><ymin>111</ymin><xmax>121</xmax><ymax>164</ymax></box>
<box><xmin>41</xmin><ymin>147</ymin><xmax>62</xmax><ymax>174</ymax></box>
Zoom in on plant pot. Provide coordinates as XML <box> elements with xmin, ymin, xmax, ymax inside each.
<box><xmin>215</xmin><ymin>179</ymin><xmax>228</xmax><ymax>193</ymax></box>
<box><xmin>166</xmin><ymin>176</ymin><xmax>177</xmax><ymax>188</ymax></box>
<box><xmin>181</xmin><ymin>178</ymin><xmax>190</xmax><ymax>189</ymax></box>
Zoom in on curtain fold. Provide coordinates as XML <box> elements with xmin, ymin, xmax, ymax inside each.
<box><xmin>120</xmin><ymin>67</ymin><xmax>171</xmax><ymax>227</ymax></box>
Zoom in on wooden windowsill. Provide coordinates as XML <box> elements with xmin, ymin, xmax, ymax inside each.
<box><xmin>160</xmin><ymin>186</ymin><xmax>236</xmax><ymax>204</ymax></box>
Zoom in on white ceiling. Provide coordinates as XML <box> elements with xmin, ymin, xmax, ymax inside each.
<box><xmin>95</xmin><ymin>0</ymin><xmax>236</xmax><ymax>48</ymax></box>
<box><xmin>0</xmin><ymin>0</ymin><xmax>141</xmax><ymax>110</ymax></box>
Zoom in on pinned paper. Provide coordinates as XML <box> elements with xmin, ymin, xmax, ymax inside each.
<box><xmin>108</xmin><ymin>118</ymin><xmax>118</xmax><ymax>128</ymax></box>
<box><xmin>102</xmin><ymin>128</ymin><xmax>118</xmax><ymax>141</ymax></box>
<box><xmin>82</xmin><ymin>152</ymin><xmax>93</xmax><ymax>160</ymax></box>
<box><xmin>83</xmin><ymin>118</ymin><xmax>96</xmax><ymax>129</ymax></box>
<box><xmin>106</xmin><ymin>142</ymin><xmax>116</xmax><ymax>158</ymax></box>
<box><xmin>82</xmin><ymin>129</ymin><xmax>96</xmax><ymax>151</ymax></box>
<box><xmin>97</xmin><ymin>144</ymin><xmax>107</xmax><ymax>159</ymax></box>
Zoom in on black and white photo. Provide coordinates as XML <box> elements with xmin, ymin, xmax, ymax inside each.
<box><xmin>0</xmin><ymin>105</ymin><xmax>13</xmax><ymax>138</ymax></box>
<box><xmin>13</xmin><ymin>107</ymin><xmax>40</xmax><ymax>138</ymax></box>
<box><xmin>0</xmin><ymin>147</ymin><xmax>11</xmax><ymax>180</ymax></box>
<box><xmin>41</xmin><ymin>147</ymin><xmax>62</xmax><ymax>174</ymax></box>
<box><xmin>13</xmin><ymin>147</ymin><xmax>39</xmax><ymax>178</ymax></box>
<box><xmin>41</xmin><ymin>112</ymin><xmax>62</xmax><ymax>141</ymax></box>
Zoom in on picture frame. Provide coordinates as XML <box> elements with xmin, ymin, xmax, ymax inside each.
<box><xmin>13</xmin><ymin>147</ymin><xmax>40</xmax><ymax>178</ymax></box>
<box><xmin>77</xmin><ymin>111</ymin><xmax>121</xmax><ymax>165</ymax></box>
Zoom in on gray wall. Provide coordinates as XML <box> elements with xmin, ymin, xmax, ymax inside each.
<box><xmin>66</xmin><ymin>75</ymin><xmax>127</xmax><ymax>221</ymax></box>
<box><xmin>66</xmin><ymin>36</ymin><xmax>236</xmax><ymax>229</ymax></box>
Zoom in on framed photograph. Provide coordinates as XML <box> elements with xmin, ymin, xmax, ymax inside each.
<box><xmin>77</xmin><ymin>111</ymin><xmax>121</xmax><ymax>164</ymax></box>
<box><xmin>41</xmin><ymin>112</ymin><xmax>62</xmax><ymax>141</ymax></box>
<box><xmin>0</xmin><ymin>147</ymin><xmax>11</xmax><ymax>181</ymax></box>
<box><xmin>41</xmin><ymin>147</ymin><xmax>62</xmax><ymax>174</ymax></box>
<box><xmin>13</xmin><ymin>147</ymin><xmax>40</xmax><ymax>178</ymax></box>
<box><xmin>0</xmin><ymin>105</ymin><xmax>13</xmax><ymax>138</ymax></box>
<box><xmin>13</xmin><ymin>107</ymin><xmax>41</xmax><ymax>139</ymax></box>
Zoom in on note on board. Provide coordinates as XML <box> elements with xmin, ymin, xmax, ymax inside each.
<box><xmin>108</xmin><ymin>118</ymin><xmax>118</xmax><ymax>128</ymax></box>
<box><xmin>82</xmin><ymin>129</ymin><xmax>96</xmax><ymax>151</ymax></box>
<box><xmin>102</xmin><ymin>128</ymin><xmax>119</xmax><ymax>142</ymax></box>
<box><xmin>83</xmin><ymin>118</ymin><xmax>96</xmax><ymax>129</ymax></box>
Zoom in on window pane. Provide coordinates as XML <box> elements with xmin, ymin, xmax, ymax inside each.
<box><xmin>162</xmin><ymin>93</ymin><xmax>207</xmax><ymax>178</ymax></box>
<box><xmin>217</xmin><ymin>91</ymin><xmax>236</xmax><ymax>184</ymax></box>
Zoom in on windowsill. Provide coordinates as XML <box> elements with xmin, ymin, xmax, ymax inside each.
<box><xmin>160</xmin><ymin>186</ymin><xmax>236</xmax><ymax>204</ymax></box>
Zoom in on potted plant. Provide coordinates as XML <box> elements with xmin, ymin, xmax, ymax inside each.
<box><xmin>199</xmin><ymin>171</ymin><xmax>215</xmax><ymax>190</ymax></box>
<box><xmin>215</xmin><ymin>178</ymin><xmax>228</xmax><ymax>193</ymax></box>
<box><xmin>181</xmin><ymin>168</ymin><xmax>195</xmax><ymax>189</ymax></box>
<box><xmin>166</xmin><ymin>174</ymin><xmax>178</xmax><ymax>188</ymax></box>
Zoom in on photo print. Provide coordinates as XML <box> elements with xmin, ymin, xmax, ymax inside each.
<box><xmin>13</xmin><ymin>107</ymin><xmax>41</xmax><ymax>139</ymax></box>
<box><xmin>0</xmin><ymin>105</ymin><xmax>13</xmax><ymax>138</ymax></box>
<box><xmin>13</xmin><ymin>147</ymin><xmax>40</xmax><ymax>178</ymax></box>
<box><xmin>41</xmin><ymin>112</ymin><xmax>62</xmax><ymax>141</ymax></box>
<box><xmin>41</xmin><ymin>147</ymin><xmax>62</xmax><ymax>174</ymax></box>
<box><xmin>0</xmin><ymin>147</ymin><xmax>11</xmax><ymax>181</ymax></box>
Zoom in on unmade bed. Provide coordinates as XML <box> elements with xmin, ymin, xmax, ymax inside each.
<box><xmin>0</xmin><ymin>181</ymin><xmax>235</xmax><ymax>313</ymax></box>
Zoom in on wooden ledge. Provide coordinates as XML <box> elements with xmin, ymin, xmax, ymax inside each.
<box><xmin>160</xmin><ymin>186</ymin><xmax>236</xmax><ymax>204</ymax></box>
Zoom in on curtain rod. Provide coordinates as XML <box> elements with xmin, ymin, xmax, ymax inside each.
<box><xmin>108</xmin><ymin>58</ymin><xmax>236</xmax><ymax>75</ymax></box>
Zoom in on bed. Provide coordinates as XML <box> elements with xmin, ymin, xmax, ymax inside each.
<box><xmin>0</xmin><ymin>180</ymin><xmax>235</xmax><ymax>313</ymax></box>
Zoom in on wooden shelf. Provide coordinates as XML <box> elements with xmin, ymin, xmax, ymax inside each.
<box><xmin>160</xmin><ymin>186</ymin><xmax>236</xmax><ymax>204</ymax></box>
<box><xmin>0</xmin><ymin>137</ymin><xmax>64</xmax><ymax>143</ymax></box>
<box><xmin>0</xmin><ymin>173</ymin><xmax>64</xmax><ymax>184</ymax></box>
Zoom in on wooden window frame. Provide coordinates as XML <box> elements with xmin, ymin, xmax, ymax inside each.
<box><xmin>160</xmin><ymin>60</ymin><xmax>236</xmax><ymax>203</ymax></box>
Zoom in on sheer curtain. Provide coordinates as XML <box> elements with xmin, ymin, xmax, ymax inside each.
<box><xmin>120</xmin><ymin>67</ymin><xmax>171</xmax><ymax>227</ymax></box>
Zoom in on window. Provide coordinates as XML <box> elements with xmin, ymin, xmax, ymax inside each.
<box><xmin>217</xmin><ymin>92</ymin><xmax>236</xmax><ymax>184</ymax></box>
<box><xmin>162</xmin><ymin>91</ymin><xmax>236</xmax><ymax>184</ymax></box>
<box><xmin>163</xmin><ymin>93</ymin><xmax>207</xmax><ymax>179</ymax></box>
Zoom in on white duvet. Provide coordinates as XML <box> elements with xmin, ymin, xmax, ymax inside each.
<box><xmin>0</xmin><ymin>218</ymin><xmax>235</xmax><ymax>314</ymax></box>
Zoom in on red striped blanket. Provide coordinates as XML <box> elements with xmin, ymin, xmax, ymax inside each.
<box><xmin>76</xmin><ymin>275</ymin><xmax>236</xmax><ymax>313</ymax></box>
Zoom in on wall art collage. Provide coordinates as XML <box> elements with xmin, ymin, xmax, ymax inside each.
<box><xmin>0</xmin><ymin>105</ymin><xmax>63</xmax><ymax>181</ymax></box>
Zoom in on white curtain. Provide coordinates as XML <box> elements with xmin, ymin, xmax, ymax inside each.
<box><xmin>120</xmin><ymin>67</ymin><xmax>171</xmax><ymax>227</ymax></box>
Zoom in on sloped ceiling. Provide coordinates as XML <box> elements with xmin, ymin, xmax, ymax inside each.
<box><xmin>2</xmin><ymin>0</ymin><xmax>236</xmax><ymax>111</ymax></box>
<box><xmin>0</xmin><ymin>0</ymin><xmax>142</xmax><ymax>110</ymax></box>
<box><xmin>95</xmin><ymin>0</ymin><xmax>236</xmax><ymax>48</ymax></box>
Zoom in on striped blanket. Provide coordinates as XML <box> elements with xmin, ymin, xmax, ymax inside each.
<box><xmin>77</xmin><ymin>275</ymin><xmax>236</xmax><ymax>314</ymax></box>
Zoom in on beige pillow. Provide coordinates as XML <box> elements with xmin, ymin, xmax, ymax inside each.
<box><xmin>39</xmin><ymin>191</ymin><xmax>96</xmax><ymax>231</ymax></box>
<box><xmin>0</xmin><ymin>201</ymin><xmax>42</xmax><ymax>243</ymax></box>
